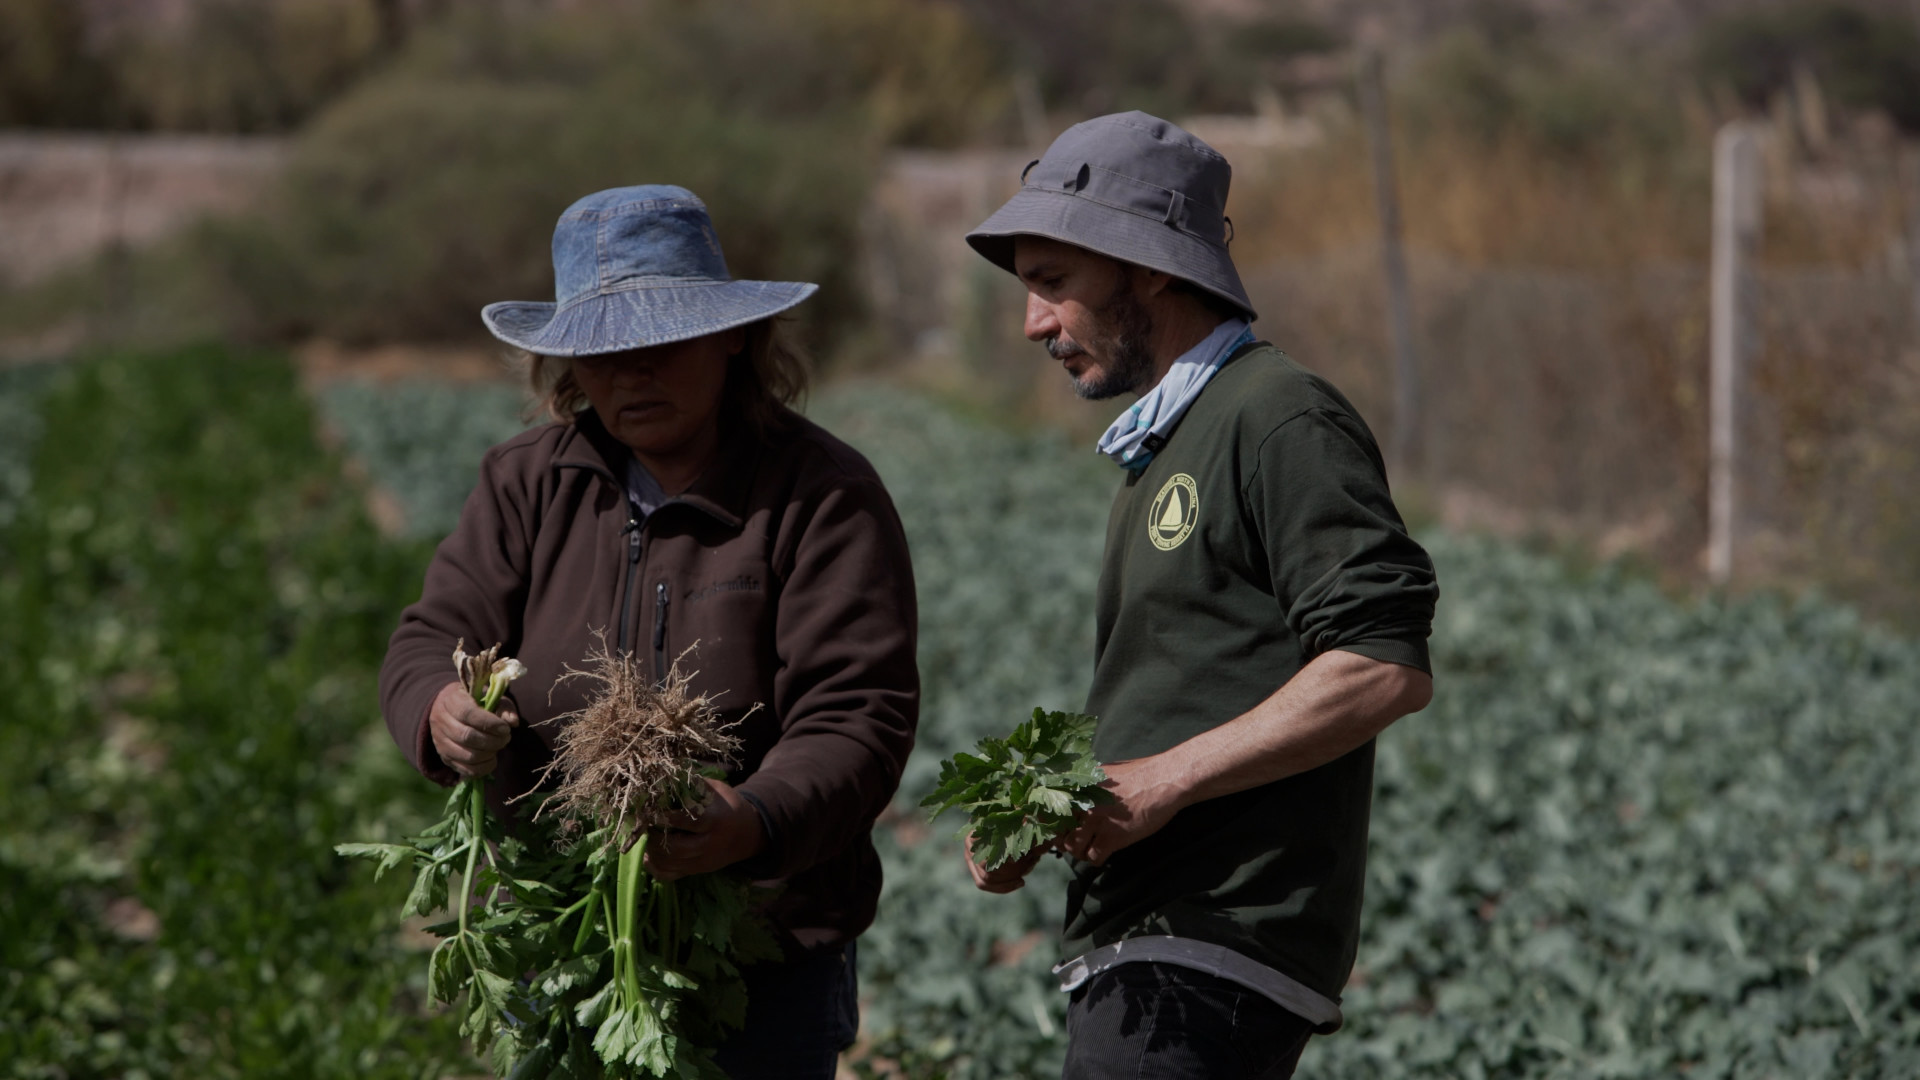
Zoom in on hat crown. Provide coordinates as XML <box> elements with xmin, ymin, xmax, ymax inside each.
<box><xmin>1023</xmin><ymin>111</ymin><xmax>1232</xmax><ymax>247</ymax></box>
<box><xmin>551</xmin><ymin>185</ymin><xmax>732</xmax><ymax>307</ymax></box>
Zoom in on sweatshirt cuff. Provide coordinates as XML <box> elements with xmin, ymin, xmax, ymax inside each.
<box><xmin>732</xmin><ymin>788</ymin><xmax>784</xmax><ymax>879</ymax></box>
<box><xmin>1332</xmin><ymin>637</ymin><xmax>1430</xmax><ymax>676</ymax></box>
<box><xmin>734</xmin><ymin>772</ymin><xmax>808</xmax><ymax>878</ymax></box>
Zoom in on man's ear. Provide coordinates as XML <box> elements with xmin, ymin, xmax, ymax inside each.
<box><xmin>1137</xmin><ymin>266</ymin><xmax>1177</xmax><ymax>299</ymax></box>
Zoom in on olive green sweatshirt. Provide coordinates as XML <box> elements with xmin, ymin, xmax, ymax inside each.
<box><xmin>1064</xmin><ymin>341</ymin><xmax>1438</xmax><ymax>999</ymax></box>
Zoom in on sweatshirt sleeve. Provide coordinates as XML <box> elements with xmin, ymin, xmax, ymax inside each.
<box><xmin>1243</xmin><ymin>407</ymin><xmax>1438</xmax><ymax>673</ymax></box>
<box><xmin>377</xmin><ymin>444</ymin><xmax>537</xmax><ymax>785</ymax></box>
<box><xmin>736</xmin><ymin>474</ymin><xmax>919</xmax><ymax>879</ymax></box>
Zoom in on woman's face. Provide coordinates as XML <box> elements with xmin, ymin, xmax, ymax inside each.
<box><xmin>569</xmin><ymin>328</ymin><xmax>742</xmax><ymax>462</ymax></box>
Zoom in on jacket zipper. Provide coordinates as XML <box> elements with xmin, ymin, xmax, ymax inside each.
<box><xmin>652</xmin><ymin>581</ymin><xmax>670</xmax><ymax>682</ymax></box>
<box><xmin>617</xmin><ymin>519</ymin><xmax>641</xmax><ymax>656</ymax></box>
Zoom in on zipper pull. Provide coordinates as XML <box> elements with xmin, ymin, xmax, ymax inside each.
<box><xmin>625</xmin><ymin>519</ymin><xmax>642</xmax><ymax>563</ymax></box>
<box><xmin>653</xmin><ymin>581</ymin><xmax>670</xmax><ymax>673</ymax></box>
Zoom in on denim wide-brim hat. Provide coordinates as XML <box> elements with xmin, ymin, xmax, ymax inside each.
<box><xmin>482</xmin><ymin>185</ymin><xmax>817</xmax><ymax>356</ymax></box>
<box><xmin>966</xmin><ymin>111</ymin><xmax>1255</xmax><ymax>321</ymax></box>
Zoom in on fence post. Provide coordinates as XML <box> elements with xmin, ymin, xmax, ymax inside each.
<box><xmin>100</xmin><ymin>131</ymin><xmax>130</xmax><ymax>345</ymax></box>
<box><xmin>1905</xmin><ymin>146</ymin><xmax>1920</xmax><ymax>338</ymax></box>
<box><xmin>1357</xmin><ymin>47</ymin><xmax>1422</xmax><ymax>480</ymax></box>
<box><xmin>1709</xmin><ymin>124</ymin><xmax>1761</xmax><ymax>587</ymax></box>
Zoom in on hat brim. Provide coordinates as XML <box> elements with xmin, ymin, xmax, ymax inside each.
<box><xmin>966</xmin><ymin>188</ymin><xmax>1256</xmax><ymax>321</ymax></box>
<box><xmin>481</xmin><ymin>279</ymin><xmax>818</xmax><ymax>357</ymax></box>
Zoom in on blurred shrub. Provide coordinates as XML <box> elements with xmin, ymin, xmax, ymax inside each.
<box><xmin>195</xmin><ymin>0</ymin><xmax>1005</xmax><ymax>352</ymax></box>
<box><xmin>1402</xmin><ymin>25</ymin><xmax>1684</xmax><ymax>164</ymax></box>
<box><xmin>0</xmin><ymin>0</ymin><xmax>385</xmax><ymax>132</ymax></box>
<box><xmin>113</xmin><ymin>0</ymin><xmax>385</xmax><ymax>133</ymax></box>
<box><xmin>954</xmin><ymin>0</ymin><xmax>1340</xmax><ymax>118</ymax></box>
<box><xmin>1697</xmin><ymin>1</ymin><xmax>1920</xmax><ymax>131</ymax></box>
<box><xmin>0</xmin><ymin>0</ymin><xmax>118</xmax><ymax>127</ymax></box>
<box><xmin>636</xmin><ymin>0</ymin><xmax>1006</xmax><ymax>150</ymax></box>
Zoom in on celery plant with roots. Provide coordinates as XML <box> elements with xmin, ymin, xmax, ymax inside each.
<box><xmin>338</xmin><ymin>641</ymin><xmax>776</xmax><ymax>1079</ymax></box>
<box><xmin>533</xmin><ymin>641</ymin><xmax>774</xmax><ymax>1075</ymax></box>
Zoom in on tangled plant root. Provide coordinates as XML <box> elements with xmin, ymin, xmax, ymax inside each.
<box><xmin>531</xmin><ymin>637</ymin><xmax>746</xmax><ymax>847</ymax></box>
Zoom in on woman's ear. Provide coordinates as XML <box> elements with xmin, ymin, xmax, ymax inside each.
<box><xmin>723</xmin><ymin>326</ymin><xmax>747</xmax><ymax>355</ymax></box>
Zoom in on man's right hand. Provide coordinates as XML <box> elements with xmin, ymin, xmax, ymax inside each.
<box><xmin>965</xmin><ymin>832</ymin><xmax>1047</xmax><ymax>894</ymax></box>
<box><xmin>427</xmin><ymin>680</ymin><xmax>520</xmax><ymax>777</ymax></box>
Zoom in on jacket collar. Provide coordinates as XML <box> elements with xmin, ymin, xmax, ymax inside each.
<box><xmin>552</xmin><ymin>408</ymin><xmax>757</xmax><ymax>529</ymax></box>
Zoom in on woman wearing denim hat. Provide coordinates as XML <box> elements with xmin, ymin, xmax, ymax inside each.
<box><xmin>377</xmin><ymin>185</ymin><xmax>919</xmax><ymax>1078</ymax></box>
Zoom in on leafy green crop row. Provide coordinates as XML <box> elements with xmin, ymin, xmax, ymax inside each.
<box><xmin>1334</xmin><ymin>538</ymin><xmax>1920</xmax><ymax>1078</ymax></box>
<box><xmin>315</xmin><ymin>379</ymin><xmax>530</xmax><ymax>540</ymax></box>
<box><xmin>0</xmin><ymin>348</ymin><xmax>470</xmax><ymax>1077</ymax></box>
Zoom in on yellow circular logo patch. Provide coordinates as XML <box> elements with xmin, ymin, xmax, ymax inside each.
<box><xmin>1148</xmin><ymin>473</ymin><xmax>1199</xmax><ymax>551</ymax></box>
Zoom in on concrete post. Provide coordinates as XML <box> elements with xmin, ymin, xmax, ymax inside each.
<box><xmin>1358</xmin><ymin>48</ymin><xmax>1422</xmax><ymax>479</ymax></box>
<box><xmin>1709</xmin><ymin>124</ymin><xmax>1761</xmax><ymax>587</ymax></box>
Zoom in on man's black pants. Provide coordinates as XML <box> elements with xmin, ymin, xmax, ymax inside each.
<box><xmin>1063</xmin><ymin>962</ymin><xmax>1314</xmax><ymax>1080</ymax></box>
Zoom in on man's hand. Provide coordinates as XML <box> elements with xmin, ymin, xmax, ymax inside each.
<box><xmin>427</xmin><ymin>680</ymin><xmax>520</xmax><ymax>777</ymax></box>
<box><xmin>964</xmin><ymin>831</ymin><xmax>1048</xmax><ymax>893</ymax></box>
<box><xmin>1058</xmin><ymin>756</ymin><xmax>1190</xmax><ymax>866</ymax></box>
<box><xmin>1060</xmin><ymin>652</ymin><xmax>1433</xmax><ymax>866</ymax></box>
<box><xmin>645</xmin><ymin>778</ymin><xmax>766</xmax><ymax>881</ymax></box>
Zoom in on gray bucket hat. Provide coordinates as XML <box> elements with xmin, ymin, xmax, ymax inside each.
<box><xmin>966</xmin><ymin>111</ymin><xmax>1254</xmax><ymax>321</ymax></box>
<box><xmin>482</xmin><ymin>185</ymin><xmax>817</xmax><ymax>356</ymax></box>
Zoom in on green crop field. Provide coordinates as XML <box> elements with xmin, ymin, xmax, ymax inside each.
<box><xmin>3</xmin><ymin>347</ymin><xmax>1917</xmax><ymax>1078</ymax></box>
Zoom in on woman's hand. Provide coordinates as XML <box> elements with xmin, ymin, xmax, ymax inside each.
<box><xmin>645</xmin><ymin>778</ymin><xmax>767</xmax><ymax>881</ymax></box>
<box><xmin>427</xmin><ymin>680</ymin><xmax>520</xmax><ymax>777</ymax></box>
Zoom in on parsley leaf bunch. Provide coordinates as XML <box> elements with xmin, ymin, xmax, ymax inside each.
<box><xmin>920</xmin><ymin>708</ymin><xmax>1112</xmax><ymax>869</ymax></box>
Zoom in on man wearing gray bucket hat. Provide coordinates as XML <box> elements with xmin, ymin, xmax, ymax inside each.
<box><xmin>381</xmin><ymin>185</ymin><xmax>918</xmax><ymax>1078</ymax></box>
<box><xmin>963</xmin><ymin>113</ymin><xmax>1439</xmax><ymax>1077</ymax></box>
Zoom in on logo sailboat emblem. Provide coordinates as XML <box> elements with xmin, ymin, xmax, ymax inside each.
<box><xmin>1148</xmin><ymin>473</ymin><xmax>1198</xmax><ymax>551</ymax></box>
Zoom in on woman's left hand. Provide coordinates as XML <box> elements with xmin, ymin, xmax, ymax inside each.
<box><xmin>644</xmin><ymin>778</ymin><xmax>767</xmax><ymax>881</ymax></box>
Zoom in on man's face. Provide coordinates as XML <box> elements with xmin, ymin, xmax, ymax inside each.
<box><xmin>1014</xmin><ymin>236</ymin><xmax>1156</xmax><ymax>400</ymax></box>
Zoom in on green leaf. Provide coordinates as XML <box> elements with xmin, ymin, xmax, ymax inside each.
<box><xmin>574</xmin><ymin>977</ymin><xmax>619</xmax><ymax>1029</ymax></box>
<box><xmin>505</xmin><ymin>1043</ymin><xmax>555</xmax><ymax>1080</ymax></box>
<box><xmin>591</xmin><ymin>1003</ymin><xmax>635</xmax><ymax>1063</ymax></box>
<box><xmin>402</xmin><ymin>863</ymin><xmax>448</xmax><ymax>919</ymax></box>
<box><xmin>1027</xmin><ymin>785</ymin><xmax>1073</xmax><ymax>816</ymax></box>
<box><xmin>629</xmin><ymin>1001</ymin><xmax>671</xmax><ymax>1073</ymax></box>
<box><xmin>473</xmin><ymin>968</ymin><xmax>515</xmax><ymax>1010</ymax></box>
<box><xmin>428</xmin><ymin>937</ymin><xmax>467</xmax><ymax>1006</ymax></box>
<box><xmin>536</xmin><ymin>955</ymin><xmax>602</xmax><ymax>998</ymax></box>
<box><xmin>661</xmin><ymin>968</ymin><xmax>699</xmax><ymax>990</ymax></box>
<box><xmin>334</xmin><ymin>842</ymin><xmax>419</xmax><ymax>881</ymax></box>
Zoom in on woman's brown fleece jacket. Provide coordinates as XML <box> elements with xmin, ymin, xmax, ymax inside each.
<box><xmin>378</xmin><ymin>407</ymin><xmax>918</xmax><ymax>949</ymax></box>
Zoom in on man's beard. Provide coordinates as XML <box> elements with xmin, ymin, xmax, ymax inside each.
<box><xmin>1048</xmin><ymin>279</ymin><xmax>1155</xmax><ymax>400</ymax></box>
